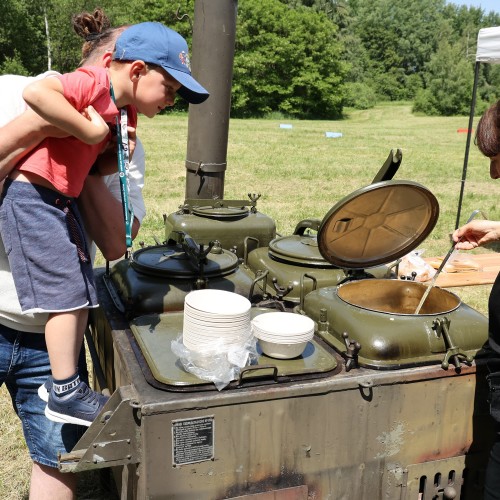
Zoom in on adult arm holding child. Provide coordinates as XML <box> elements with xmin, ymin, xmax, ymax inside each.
<box><xmin>0</xmin><ymin>109</ymin><xmax>67</xmax><ymax>184</ymax></box>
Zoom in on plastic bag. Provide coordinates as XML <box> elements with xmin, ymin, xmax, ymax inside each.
<box><xmin>398</xmin><ymin>249</ymin><xmax>436</xmax><ymax>282</ymax></box>
<box><xmin>171</xmin><ymin>335</ymin><xmax>258</xmax><ymax>391</ymax></box>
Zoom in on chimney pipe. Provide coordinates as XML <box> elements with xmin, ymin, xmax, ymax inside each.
<box><xmin>184</xmin><ymin>0</ymin><xmax>237</xmax><ymax>200</ymax></box>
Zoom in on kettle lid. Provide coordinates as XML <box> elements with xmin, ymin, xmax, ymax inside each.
<box><xmin>317</xmin><ymin>180</ymin><xmax>439</xmax><ymax>269</ymax></box>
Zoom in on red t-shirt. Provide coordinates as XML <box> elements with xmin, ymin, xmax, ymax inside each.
<box><xmin>17</xmin><ymin>66</ymin><xmax>137</xmax><ymax>197</ymax></box>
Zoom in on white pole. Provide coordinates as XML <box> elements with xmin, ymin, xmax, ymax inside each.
<box><xmin>44</xmin><ymin>9</ymin><xmax>51</xmax><ymax>71</ymax></box>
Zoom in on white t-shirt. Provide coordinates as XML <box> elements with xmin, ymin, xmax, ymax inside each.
<box><xmin>0</xmin><ymin>72</ymin><xmax>146</xmax><ymax>332</ymax></box>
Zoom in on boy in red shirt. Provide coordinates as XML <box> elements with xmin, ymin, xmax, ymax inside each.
<box><xmin>0</xmin><ymin>22</ymin><xmax>208</xmax><ymax>426</ymax></box>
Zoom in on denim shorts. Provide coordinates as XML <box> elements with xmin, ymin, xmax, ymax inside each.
<box><xmin>0</xmin><ymin>180</ymin><xmax>98</xmax><ymax>313</ymax></box>
<box><xmin>0</xmin><ymin>323</ymin><xmax>87</xmax><ymax>467</ymax></box>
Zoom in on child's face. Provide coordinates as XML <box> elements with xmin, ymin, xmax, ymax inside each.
<box><xmin>134</xmin><ymin>67</ymin><xmax>182</xmax><ymax>118</ymax></box>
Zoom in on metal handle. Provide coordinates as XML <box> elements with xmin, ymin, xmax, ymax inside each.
<box><xmin>248</xmin><ymin>269</ymin><xmax>269</xmax><ymax>301</ymax></box>
<box><xmin>243</xmin><ymin>236</ymin><xmax>260</xmax><ymax>265</ymax></box>
<box><xmin>293</xmin><ymin>219</ymin><xmax>321</xmax><ymax>235</ymax></box>
<box><xmin>299</xmin><ymin>273</ymin><xmax>318</xmax><ymax>312</ymax></box>
<box><xmin>236</xmin><ymin>364</ymin><xmax>279</xmax><ymax>386</ymax></box>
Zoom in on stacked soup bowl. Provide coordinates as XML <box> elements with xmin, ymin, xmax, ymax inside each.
<box><xmin>251</xmin><ymin>312</ymin><xmax>315</xmax><ymax>359</ymax></box>
<box><xmin>183</xmin><ymin>289</ymin><xmax>252</xmax><ymax>354</ymax></box>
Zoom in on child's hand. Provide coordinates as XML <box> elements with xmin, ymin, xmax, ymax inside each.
<box><xmin>81</xmin><ymin>105</ymin><xmax>110</xmax><ymax>144</ymax></box>
<box><xmin>104</xmin><ymin>124</ymin><xmax>136</xmax><ymax>159</ymax></box>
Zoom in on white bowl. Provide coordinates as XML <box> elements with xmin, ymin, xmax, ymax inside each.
<box><xmin>251</xmin><ymin>312</ymin><xmax>314</xmax><ymax>336</ymax></box>
<box><xmin>258</xmin><ymin>339</ymin><xmax>308</xmax><ymax>359</ymax></box>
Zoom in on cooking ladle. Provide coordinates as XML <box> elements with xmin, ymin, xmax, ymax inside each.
<box><xmin>414</xmin><ymin>209</ymin><xmax>483</xmax><ymax>315</ymax></box>
<box><xmin>414</xmin><ymin>241</ymin><xmax>457</xmax><ymax>314</ymax></box>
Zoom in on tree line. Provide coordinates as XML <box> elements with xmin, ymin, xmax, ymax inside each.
<box><xmin>1</xmin><ymin>0</ymin><xmax>500</xmax><ymax>119</ymax></box>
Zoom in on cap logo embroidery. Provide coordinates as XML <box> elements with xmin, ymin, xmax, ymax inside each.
<box><xmin>179</xmin><ymin>51</ymin><xmax>191</xmax><ymax>71</ymax></box>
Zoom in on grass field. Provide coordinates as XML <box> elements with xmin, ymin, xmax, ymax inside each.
<box><xmin>1</xmin><ymin>102</ymin><xmax>500</xmax><ymax>498</ymax></box>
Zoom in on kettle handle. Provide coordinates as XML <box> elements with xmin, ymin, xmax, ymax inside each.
<box><xmin>236</xmin><ymin>364</ymin><xmax>279</xmax><ymax>387</ymax></box>
<box><xmin>293</xmin><ymin>219</ymin><xmax>321</xmax><ymax>235</ymax></box>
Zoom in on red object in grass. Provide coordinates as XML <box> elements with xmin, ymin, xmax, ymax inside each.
<box><xmin>457</xmin><ymin>128</ymin><xmax>473</xmax><ymax>133</ymax></box>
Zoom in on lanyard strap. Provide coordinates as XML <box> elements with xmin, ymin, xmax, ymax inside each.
<box><xmin>110</xmin><ymin>83</ymin><xmax>134</xmax><ymax>252</ymax></box>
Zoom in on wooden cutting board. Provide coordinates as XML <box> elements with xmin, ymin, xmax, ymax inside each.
<box><xmin>423</xmin><ymin>253</ymin><xmax>500</xmax><ymax>287</ymax></box>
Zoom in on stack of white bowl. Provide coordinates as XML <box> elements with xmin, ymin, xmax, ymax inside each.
<box><xmin>183</xmin><ymin>289</ymin><xmax>252</xmax><ymax>353</ymax></box>
<box><xmin>251</xmin><ymin>312</ymin><xmax>314</xmax><ymax>359</ymax></box>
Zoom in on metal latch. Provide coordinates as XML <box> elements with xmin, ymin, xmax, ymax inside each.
<box><xmin>433</xmin><ymin>317</ymin><xmax>473</xmax><ymax>370</ymax></box>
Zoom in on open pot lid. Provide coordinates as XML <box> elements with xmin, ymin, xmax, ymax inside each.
<box><xmin>317</xmin><ymin>180</ymin><xmax>439</xmax><ymax>269</ymax></box>
<box><xmin>131</xmin><ymin>244</ymin><xmax>239</xmax><ymax>278</ymax></box>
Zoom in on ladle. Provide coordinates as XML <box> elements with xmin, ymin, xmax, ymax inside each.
<box><xmin>414</xmin><ymin>209</ymin><xmax>483</xmax><ymax>315</ymax></box>
<box><xmin>414</xmin><ymin>241</ymin><xmax>457</xmax><ymax>314</ymax></box>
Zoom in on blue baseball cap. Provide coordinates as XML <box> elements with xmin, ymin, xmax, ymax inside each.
<box><xmin>113</xmin><ymin>22</ymin><xmax>209</xmax><ymax>104</ymax></box>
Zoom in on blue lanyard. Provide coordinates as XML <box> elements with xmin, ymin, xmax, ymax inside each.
<box><xmin>110</xmin><ymin>83</ymin><xmax>134</xmax><ymax>252</ymax></box>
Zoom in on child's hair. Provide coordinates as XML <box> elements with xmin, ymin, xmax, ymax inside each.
<box><xmin>475</xmin><ymin>101</ymin><xmax>500</xmax><ymax>158</ymax></box>
<box><xmin>72</xmin><ymin>8</ymin><xmax>128</xmax><ymax>66</ymax></box>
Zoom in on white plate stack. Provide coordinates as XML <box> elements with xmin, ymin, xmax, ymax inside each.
<box><xmin>183</xmin><ymin>289</ymin><xmax>252</xmax><ymax>353</ymax></box>
<box><xmin>251</xmin><ymin>312</ymin><xmax>315</xmax><ymax>359</ymax></box>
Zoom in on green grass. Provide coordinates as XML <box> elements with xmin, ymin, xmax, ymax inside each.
<box><xmin>2</xmin><ymin>103</ymin><xmax>499</xmax><ymax>498</ymax></box>
<box><xmin>136</xmin><ymin>103</ymin><xmax>500</xmax><ymax>253</ymax></box>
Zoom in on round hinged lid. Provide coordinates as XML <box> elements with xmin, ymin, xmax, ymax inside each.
<box><xmin>268</xmin><ymin>235</ymin><xmax>333</xmax><ymax>267</ymax></box>
<box><xmin>131</xmin><ymin>244</ymin><xmax>239</xmax><ymax>278</ymax></box>
<box><xmin>317</xmin><ymin>180</ymin><xmax>439</xmax><ymax>269</ymax></box>
<box><xmin>192</xmin><ymin>206</ymin><xmax>248</xmax><ymax>219</ymax></box>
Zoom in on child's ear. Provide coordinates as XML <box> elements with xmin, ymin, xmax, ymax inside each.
<box><xmin>101</xmin><ymin>51</ymin><xmax>113</xmax><ymax>68</ymax></box>
<box><xmin>130</xmin><ymin>60</ymin><xmax>148</xmax><ymax>82</ymax></box>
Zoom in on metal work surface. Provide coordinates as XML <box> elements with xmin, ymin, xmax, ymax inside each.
<box><xmin>129</xmin><ymin>311</ymin><xmax>337</xmax><ymax>388</ymax></box>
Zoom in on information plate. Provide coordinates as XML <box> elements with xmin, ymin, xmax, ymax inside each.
<box><xmin>172</xmin><ymin>416</ymin><xmax>215</xmax><ymax>466</ymax></box>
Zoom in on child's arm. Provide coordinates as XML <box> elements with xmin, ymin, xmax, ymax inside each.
<box><xmin>22</xmin><ymin>77</ymin><xmax>109</xmax><ymax>145</ymax></box>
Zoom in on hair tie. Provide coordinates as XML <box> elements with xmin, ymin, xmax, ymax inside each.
<box><xmin>84</xmin><ymin>32</ymin><xmax>101</xmax><ymax>42</ymax></box>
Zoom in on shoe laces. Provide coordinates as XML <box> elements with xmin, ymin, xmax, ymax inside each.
<box><xmin>76</xmin><ymin>384</ymin><xmax>100</xmax><ymax>406</ymax></box>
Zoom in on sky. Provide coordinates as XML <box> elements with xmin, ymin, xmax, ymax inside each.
<box><xmin>450</xmin><ymin>0</ymin><xmax>500</xmax><ymax>14</ymax></box>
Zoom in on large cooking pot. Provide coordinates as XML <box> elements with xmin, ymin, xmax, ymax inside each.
<box><xmin>243</xmin><ymin>220</ymin><xmax>348</xmax><ymax>304</ymax></box>
<box><xmin>107</xmin><ymin>238</ymin><xmax>255</xmax><ymax>319</ymax></box>
<box><xmin>243</xmin><ymin>220</ymin><xmax>390</xmax><ymax>305</ymax></box>
<box><xmin>300</xmin><ymin>180</ymin><xmax>488</xmax><ymax>369</ymax></box>
<box><xmin>303</xmin><ymin>279</ymin><xmax>488</xmax><ymax>369</ymax></box>
<box><xmin>164</xmin><ymin>198</ymin><xmax>276</xmax><ymax>258</ymax></box>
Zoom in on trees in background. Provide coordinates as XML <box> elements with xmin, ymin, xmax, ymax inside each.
<box><xmin>232</xmin><ymin>0</ymin><xmax>346</xmax><ymax>118</ymax></box>
<box><xmin>0</xmin><ymin>0</ymin><xmax>49</xmax><ymax>75</ymax></box>
<box><xmin>1</xmin><ymin>0</ymin><xmax>500</xmax><ymax>117</ymax></box>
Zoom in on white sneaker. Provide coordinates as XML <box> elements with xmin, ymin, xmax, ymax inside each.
<box><xmin>37</xmin><ymin>377</ymin><xmax>52</xmax><ymax>403</ymax></box>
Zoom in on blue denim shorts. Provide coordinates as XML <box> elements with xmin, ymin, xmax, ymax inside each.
<box><xmin>0</xmin><ymin>323</ymin><xmax>87</xmax><ymax>467</ymax></box>
<box><xmin>0</xmin><ymin>180</ymin><xmax>98</xmax><ymax>313</ymax></box>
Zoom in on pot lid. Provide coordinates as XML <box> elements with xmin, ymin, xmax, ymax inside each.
<box><xmin>131</xmin><ymin>244</ymin><xmax>239</xmax><ymax>278</ymax></box>
<box><xmin>268</xmin><ymin>234</ymin><xmax>333</xmax><ymax>267</ymax></box>
<box><xmin>317</xmin><ymin>180</ymin><xmax>439</xmax><ymax>269</ymax></box>
<box><xmin>192</xmin><ymin>206</ymin><xmax>248</xmax><ymax>219</ymax></box>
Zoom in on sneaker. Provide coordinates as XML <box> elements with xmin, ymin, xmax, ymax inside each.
<box><xmin>45</xmin><ymin>381</ymin><xmax>109</xmax><ymax>427</ymax></box>
<box><xmin>37</xmin><ymin>377</ymin><xmax>52</xmax><ymax>403</ymax></box>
